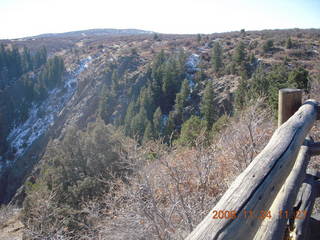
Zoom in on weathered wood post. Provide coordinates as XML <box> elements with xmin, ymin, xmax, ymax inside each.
<box><xmin>185</xmin><ymin>100</ymin><xmax>318</xmax><ymax>240</ymax></box>
<box><xmin>278</xmin><ymin>88</ymin><xmax>302</xmax><ymax>127</ymax></box>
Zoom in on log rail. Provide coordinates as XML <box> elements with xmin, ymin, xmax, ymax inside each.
<box><xmin>186</xmin><ymin>89</ymin><xmax>320</xmax><ymax>240</ymax></box>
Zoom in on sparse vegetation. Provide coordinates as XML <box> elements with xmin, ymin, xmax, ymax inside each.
<box><xmin>0</xmin><ymin>28</ymin><xmax>319</xmax><ymax>239</ymax></box>
<box><xmin>22</xmin><ymin>100</ymin><xmax>275</xmax><ymax>239</ymax></box>
<box><xmin>262</xmin><ymin>39</ymin><xmax>274</xmax><ymax>53</ymax></box>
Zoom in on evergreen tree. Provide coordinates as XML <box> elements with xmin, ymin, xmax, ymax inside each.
<box><xmin>153</xmin><ymin>107</ymin><xmax>162</xmax><ymax>138</ymax></box>
<box><xmin>41</xmin><ymin>56</ymin><xmax>65</xmax><ymax>89</ymax></box>
<box><xmin>151</xmin><ymin>50</ymin><xmax>166</xmax><ymax>82</ymax></box>
<box><xmin>233</xmin><ymin>41</ymin><xmax>246</xmax><ymax>65</ymax></box>
<box><xmin>99</xmin><ymin>86</ymin><xmax>116</xmax><ymax>124</ymax></box>
<box><xmin>177</xmin><ymin>115</ymin><xmax>206</xmax><ymax>146</ymax></box>
<box><xmin>197</xmin><ymin>34</ymin><xmax>202</xmax><ymax>43</ymax></box>
<box><xmin>21</xmin><ymin>47</ymin><xmax>33</xmax><ymax>72</ymax></box>
<box><xmin>180</xmin><ymin>78</ymin><xmax>190</xmax><ymax>101</ymax></box>
<box><xmin>153</xmin><ymin>33</ymin><xmax>160</xmax><ymax>41</ymax></box>
<box><xmin>200</xmin><ymin>81</ymin><xmax>216</xmax><ymax>130</ymax></box>
<box><xmin>262</xmin><ymin>39</ymin><xmax>274</xmax><ymax>53</ymax></box>
<box><xmin>250</xmin><ymin>65</ymin><xmax>270</xmax><ymax>98</ymax></box>
<box><xmin>288</xmin><ymin>67</ymin><xmax>309</xmax><ymax>92</ymax></box>
<box><xmin>143</xmin><ymin>121</ymin><xmax>155</xmax><ymax>142</ymax></box>
<box><xmin>10</xmin><ymin>47</ymin><xmax>22</xmax><ymax>79</ymax></box>
<box><xmin>249</xmin><ymin>53</ymin><xmax>257</xmax><ymax>65</ymax></box>
<box><xmin>138</xmin><ymin>86</ymin><xmax>156</xmax><ymax>120</ymax></box>
<box><xmin>194</xmin><ymin>68</ymin><xmax>206</xmax><ymax>83</ymax></box>
<box><xmin>111</xmin><ymin>70</ymin><xmax>119</xmax><ymax>94</ymax></box>
<box><xmin>173</xmin><ymin>79</ymin><xmax>190</xmax><ymax>124</ymax></box>
<box><xmin>212</xmin><ymin>42</ymin><xmax>223</xmax><ymax>73</ymax></box>
<box><xmin>286</xmin><ymin>37</ymin><xmax>293</xmax><ymax>49</ymax></box>
<box><xmin>130</xmin><ymin>108</ymin><xmax>148</xmax><ymax>141</ymax></box>
<box><xmin>240</xmin><ymin>29</ymin><xmax>246</xmax><ymax>37</ymax></box>
<box><xmin>124</xmin><ymin>100</ymin><xmax>138</xmax><ymax>135</ymax></box>
<box><xmin>33</xmin><ymin>46</ymin><xmax>47</xmax><ymax>68</ymax></box>
<box><xmin>235</xmin><ymin>78</ymin><xmax>249</xmax><ymax>111</ymax></box>
<box><xmin>162</xmin><ymin>58</ymin><xmax>179</xmax><ymax>112</ymax></box>
<box><xmin>150</xmin><ymin>76</ymin><xmax>162</xmax><ymax>107</ymax></box>
<box><xmin>164</xmin><ymin>111</ymin><xmax>176</xmax><ymax>142</ymax></box>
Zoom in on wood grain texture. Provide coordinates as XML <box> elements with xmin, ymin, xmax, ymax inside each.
<box><xmin>308</xmin><ymin>142</ymin><xmax>320</xmax><ymax>156</ymax></box>
<box><xmin>185</xmin><ymin>100</ymin><xmax>318</xmax><ymax>240</ymax></box>
<box><xmin>292</xmin><ymin>170</ymin><xmax>319</xmax><ymax>240</ymax></box>
<box><xmin>253</xmin><ymin>137</ymin><xmax>311</xmax><ymax>240</ymax></box>
<box><xmin>278</xmin><ymin>88</ymin><xmax>302</xmax><ymax>127</ymax></box>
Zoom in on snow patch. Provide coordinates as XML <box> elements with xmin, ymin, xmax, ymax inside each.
<box><xmin>185</xmin><ymin>54</ymin><xmax>200</xmax><ymax>92</ymax></box>
<box><xmin>4</xmin><ymin>56</ymin><xmax>92</xmax><ymax>167</ymax></box>
<box><xmin>185</xmin><ymin>54</ymin><xmax>200</xmax><ymax>73</ymax></box>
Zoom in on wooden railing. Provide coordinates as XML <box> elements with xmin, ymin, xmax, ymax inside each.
<box><xmin>186</xmin><ymin>89</ymin><xmax>320</xmax><ymax>240</ymax></box>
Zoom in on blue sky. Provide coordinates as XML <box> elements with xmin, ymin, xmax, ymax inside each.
<box><xmin>0</xmin><ymin>0</ymin><xmax>319</xmax><ymax>39</ymax></box>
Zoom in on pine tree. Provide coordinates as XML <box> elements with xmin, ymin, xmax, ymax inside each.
<box><xmin>143</xmin><ymin>121</ymin><xmax>155</xmax><ymax>143</ymax></box>
<box><xmin>200</xmin><ymin>81</ymin><xmax>216</xmax><ymax>130</ymax></box>
<box><xmin>138</xmin><ymin>86</ymin><xmax>155</xmax><ymax>120</ymax></box>
<box><xmin>212</xmin><ymin>42</ymin><xmax>223</xmax><ymax>73</ymax></box>
<box><xmin>177</xmin><ymin>115</ymin><xmax>206</xmax><ymax>146</ymax></box>
<box><xmin>111</xmin><ymin>70</ymin><xmax>119</xmax><ymax>94</ymax></box>
<box><xmin>197</xmin><ymin>34</ymin><xmax>202</xmax><ymax>43</ymax></box>
<box><xmin>153</xmin><ymin>107</ymin><xmax>162</xmax><ymax>138</ymax></box>
<box><xmin>130</xmin><ymin>108</ymin><xmax>148</xmax><ymax>141</ymax></box>
<box><xmin>153</xmin><ymin>33</ymin><xmax>160</xmax><ymax>41</ymax></box>
<box><xmin>124</xmin><ymin>101</ymin><xmax>138</xmax><ymax>135</ymax></box>
<box><xmin>234</xmin><ymin>41</ymin><xmax>246</xmax><ymax>65</ymax></box>
<box><xmin>240</xmin><ymin>29</ymin><xmax>246</xmax><ymax>37</ymax></box>
<box><xmin>33</xmin><ymin>46</ymin><xmax>47</xmax><ymax>68</ymax></box>
<box><xmin>164</xmin><ymin>111</ymin><xmax>176</xmax><ymax>142</ymax></box>
<box><xmin>151</xmin><ymin>50</ymin><xmax>166</xmax><ymax>82</ymax></box>
<box><xmin>235</xmin><ymin>78</ymin><xmax>249</xmax><ymax>110</ymax></box>
<box><xmin>21</xmin><ymin>47</ymin><xmax>33</xmax><ymax>72</ymax></box>
<box><xmin>286</xmin><ymin>37</ymin><xmax>293</xmax><ymax>49</ymax></box>
<box><xmin>162</xmin><ymin>57</ymin><xmax>182</xmax><ymax>112</ymax></box>
<box><xmin>9</xmin><ymin>47</ymin><xmax>22</xmax><ymax>79</ymax></box>
<box><xmin>288</xmin><ymin>67</ymin><xmax>309</xmax><ymax>92</ymax></box>
<box><xmin>150</xmin><ymin>76</ymin><xmax>162</xmax><ymax>107</ymax></box>
<box><xmin>173</xmin><ymin>79</ymin><xmax>190</xmax><ymax>124</ymax></box>
<box><xmin>262</xmin><ymin>39</ymin><xmax>274</xmax><ymax>53</ymax></box>
<box><xmin>99</xmin><ymin>86</ymin><xmax>116</xmax><ymax>124</ymax></box>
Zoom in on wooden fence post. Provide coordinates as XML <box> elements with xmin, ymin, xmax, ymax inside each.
<box><xmin>278</xmin><ymin>88</ymin><xmax>302</xmax><ymax>127</ymax></box>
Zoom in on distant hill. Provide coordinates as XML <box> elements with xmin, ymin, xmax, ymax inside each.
<box><xmin>31</xmin><ymin>28</ymin><xmax>155</xmax><ymax>39</ymax></box>
<box><xmin>0</xmin><ymin>28</ymin><xmax>320</xmax><ymax>239</ymax></box>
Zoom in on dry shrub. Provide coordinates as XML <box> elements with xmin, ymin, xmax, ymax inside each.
<box><xmin>97</xmin><ymin>100</ymin><xmax>275</xmax><ymax>240</ymax></box>
<box><xmin>21</xmin><ymin>101</ymin><xmax>275</xmax><ymax>240</ymax></box>
<box><xmin>303</xmin><ymin>77</ymin><xmax>320</xmax><ymax>217</ymax></box>
<box><xmin>0</xmin><ymin>204</ymin><xmax>16</xmax><ymax>227</ymax></box>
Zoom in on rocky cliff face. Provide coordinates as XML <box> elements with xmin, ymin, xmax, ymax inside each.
<box><xmin>4</xmin><ymin>28</ymin><xmax>315</xmax><ymax>204</ymax></box>
<box><xmin>0</xmin><ymin>48</ymin><xmax>237</xmax><ymax>204</ymax></box>
<box><xmin>0</xmin><ymin>53</ymin><xmax>98</xmax><ymax>203</ymax></box>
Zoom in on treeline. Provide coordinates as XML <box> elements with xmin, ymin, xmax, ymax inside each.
<box><xmin>0</xmin><ymin>45</ymin><xmax>47</xmax><ymax>89</ymax></box>
<box><xmin>211</xmin><ymin>40</ymin><xmax>310</xmax><ymax>114</ymax></box>
<box><xmin>123</xmin><ymin>50</ymin><xmax>188</xmax><ymax>143</ymax></box>
<box><xmin>99</xmin><ymin>49</ymin><xmax>223</xmax><ymax>144</ymax></box>
<box><xmin>100</xmin><ymin>50</ymin><xmax>188</xmax><ymax>142</ymax></box>
<box><xmin>21</xmin><ymin>55</ymin><xmax>65</xmax><ymax>101</ymax></box>
<box><xmin>99</xmin><ymin>39</ymin><xmax>311</xmax><ymax>145</ymax></box>
<box><xmin>0</xmin><ymin>45</ymin><xmax>65</xmax><ymax>155</ymax></box>
<box><xmin>235</xmin><ymin>64</ymin><xmax>309</xmax><ymax>112</ymax></box>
